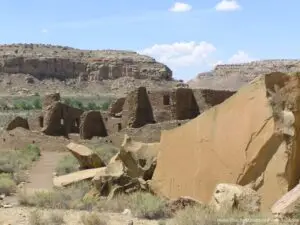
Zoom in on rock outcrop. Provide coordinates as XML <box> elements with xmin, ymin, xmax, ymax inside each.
<box><xmin>188</xmin><ymin>60</ymin><xmax>300</xmax><ymax>90</ymax></box>
<box><xmin>0</xmin><ymin>44</ymin><xmax>172</xmax><ymax>82</ymax></box>
<box><xmin>151</xmin><ymin>72</ymin><xmax>300</xmax><ymax>211</ymax></box>
<box><xmin>5</xmin><ymin>116</ymin><xmax>29</xmax><ymax>131</ymax></box>
<box><xmin>210</xmin><ymin>183</ymin><xmax>261</xmax><ymax>214</ymax></box>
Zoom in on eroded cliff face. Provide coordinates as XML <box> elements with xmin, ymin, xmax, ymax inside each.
<box><xmin>188</xmin><ymin>60</ymin><xmax>300</xmax><ymax>90</ymax></box>
<box><xmin>0</xmin><ymin>44</ymin><xmax>172</xmax><ymax>81</ymax></box>
<box><xmin>151</xmin><ymin>72</ymin><xmax>300</xmax><ymax>211</ymax></box>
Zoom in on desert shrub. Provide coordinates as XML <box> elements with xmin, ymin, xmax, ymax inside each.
<box><xmin>32</xmin><ymin>98</ymin><xmax>42</xmax><ymax>109</ymax></box>
<box><xmin>101</xmin><ymin>101</ymin><xmax>110</xmax><ymax>111</ymax></box>
<box><xmin>92</xmin><ymin>144</ymin><xmax>119</xmax><ymax>164</ymax></box>
<box><xmin>0</xmin><ymin>144</ymin><xmax>40</xmax><ymax>175</ymax></box>
<box><xmin>13</xmin><ymin>100</ymin><xmax>34</xmax><ymax>110</ymax></box>
<box><xmin>63</xmin><ymin>98</ymin><xmax>84</xmax><ymax>109</ymax></box>
<box><xmin>29</xmin><ymin>210</ymin><xmax>45</xmax><ymax>225</ymax></box>
<box><xmin>55</xmin><ymin>155</ymin><xmax>79</xmax><ymax>176</ymax></box>
<box><xmin>29</xmin><ymin>210</ymin><xmax>65</xmax><ymax>225</ymax></box>
<box><xmin>80</xmin><ymin>213</ymin><xmax>107</xmax><ymax>225</ymax></box>
<box><xmin>19</xmin><ymin>181</ymin><xmax>92</xmax><ymax>210</ymax></box>
<box><xmin>86</xmin><ymin>102</ymin><xmax>101</xmax><ymax>110</ymax></box>
<box><xmin>48</xmin><ymin>212</ymin><xmax>65</xmax><ymax>225</ymax></box>
<box><xmin>102</xmin><ymin>192</ymin><xmax>170</xmax><ymax>220</ymax></box>
<box><xmin>0</xmin><ymin>173</ymin><xmax>17</xmax><ymax>195</ymax></box>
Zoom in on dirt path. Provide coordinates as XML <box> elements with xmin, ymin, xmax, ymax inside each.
<box><xmin>24</xmin><ymin>151</ymin><xmax>67</xmax><ymax>192</ymax></box>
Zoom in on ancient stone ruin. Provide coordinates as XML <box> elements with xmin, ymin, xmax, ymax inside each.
<box><xmin>5</xmin><ymin>116</ymin><xmax>29</xmax><ymax>131</ymax></box>
<box><xmin>121</xmin><ymin>87</ymin><xmax>155</xmax><ymax>128</ymax></box>
<box><xmin>79</xmin><ymin>111</ymin><xmax>108</xmax><ymax>139</ymax></box>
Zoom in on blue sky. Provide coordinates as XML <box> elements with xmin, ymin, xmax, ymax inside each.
<box><xmin>1</xmin><ymin>0</ymin><xmax>300</xmax><ymax>81</ymax></box>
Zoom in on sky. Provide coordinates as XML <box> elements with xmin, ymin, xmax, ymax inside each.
<box><xmin>0</xmin><ymin>0</ymin><xmax>300</xmax><ymax>81</ymax></box>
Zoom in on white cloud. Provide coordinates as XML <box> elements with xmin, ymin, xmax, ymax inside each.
<box><xmin>139</xmin><ymin>41</ymin><xmax>216</xmax><ymax>68</ymax></box>
<box><xmin>215</xmin><ymin>0</ymin><xmax>241</xmax><ymax>11</ymax></box>
<box><xmin>228</xmin><ymin>50</ymin><xmax>256</xmax><ymax>63</ymax></box>
<box><xmin>41</xmin><ymin>28</ymin><xmax>48</xmax><ymax>33</ymax></box>
<box><xmin>169</xmin><ymin>2</ymin><xmax>192</xmax><ymax>12</ymax></box>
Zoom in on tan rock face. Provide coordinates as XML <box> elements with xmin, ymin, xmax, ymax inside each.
<box><xmin>5</xmin><ymin>116</ymin><xmax>29</xmax><ymax>131</ymax></box>
<box><xmin>79</xmin><ymin>111</ymin><xmax>108</xmax><ymax>139</ymax></box>
<box><xmin>151</xmin><ymin>72</ymin><xmax>300</xmax><ymax>211</ymax></box>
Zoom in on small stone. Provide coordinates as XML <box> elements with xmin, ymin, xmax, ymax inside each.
<box><xmin>127</xmin><ymin>220</ymin><xmax>133</xmax><ymax>225</ymax></box>
<box><xmin>122</xmin><ymin>208</ymin><xmax>132</xmax><ymax>216</ymax></box>
<box><xmin>0</xmin><ymin>194</ymin><xmax>6</xmax><ymax>200</ymax></box>
<box><xmin>2</xmin><ymin>204</ymin><xmax>13</xmax><ymax>208</ymax></box>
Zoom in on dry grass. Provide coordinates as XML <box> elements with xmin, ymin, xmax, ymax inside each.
<box><xmin>100</xmin><ymin>192</ymin><xmax>171</xmax><ymax>220</ymax></box>
<box><xmin>0</xmin><ymin>173</ymin><xmax>17</xmax><ymax>195</ymax></box>
<box><xmin>55</xmin><ymin>155</ymin><xmax>79</xmax><ymax>176</ymax></box>
<box><xmin>0</xmin><ymin>144</ymin><xmax>40</xmax><ymax>179</ymax></box>
<box><xmin>80</xmin><ymin>213</ymin><xmax>107</xmax><ymax>225</ymax></box>
<box><xmin>29</xmin><ymin>210</ymin><xmax>65</xmax><ymax>225</ymax></box>
<box><xmin>19</xmin><ymin>181</ymin><xmax>91</xmax><ymax>209</ymax></box>
<box><xmin>169</xmin><ymin>205</ymin><xmax>298</xmax><ymax>225</ymax></box>
<box><xmin>91</xmin><ymin>144</ymin><xmax>119</xmax><ymax>164</ymax></box>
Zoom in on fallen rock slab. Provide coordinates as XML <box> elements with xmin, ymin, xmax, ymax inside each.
<box><xmin>67</xmin><ymin>142</ymin><xmax>105</xmax><ymax>169</ymax></box>
<box><xmin>53</xmin><ymin>167</ymin><xmax>106</xmax><ymax>188</ymax></box>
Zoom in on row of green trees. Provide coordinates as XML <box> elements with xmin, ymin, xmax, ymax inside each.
<box><xmin>0</xmin><ymin>98</ymin><xmax>111</xmax><ymax>111</ymax></box>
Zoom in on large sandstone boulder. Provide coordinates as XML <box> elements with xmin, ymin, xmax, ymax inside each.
<box><xmin>67</xmin><ymin>142</ymin><xmax>105</xmax><ymax>169</ymax></box>
<box><xmin>6</xmin><ymin>116</ymin><xmax>29</xmax><ymax>131</ymax></box>
<box><xmin>122</xmin><ymin>87</ymin><xmax>155</xmax><ymax>128</ymax></box>
<box><xmin>210</xmin><ymin>183</ymin><xmax>261</xmax><ymax>213</ymax></box>
<box><xmin>92</xmin><ymin>135</ymin><xmax>159</xmax><ymax>198</ymax></box>
<box><xmin>117</xmin><ymin>135</ymin><xmax>159</xmax><ymax>180</ymax></box>
<box><xmin>151</xmin><ymin>72</ymin><xmax>300</xmax><ymax>211</ymax></box>
<box><xmin>79</xmin><ymin>111</ymin><xmax>108</xmax><ymax>139</ymax></box>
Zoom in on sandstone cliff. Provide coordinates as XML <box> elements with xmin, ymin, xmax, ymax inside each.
<box><xmin>188</xmin><ymin>60</ymin><xmax>300</xmax><ymax>90</ymax></box>
<box><xmin>0</xmin><ymin>44</ymin><xmax>172</xmax><ymax>82</ymax></box>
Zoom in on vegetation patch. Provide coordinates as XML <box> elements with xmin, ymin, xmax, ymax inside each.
<box><xmin>100</xmin><ymin>192</ymin><xmax>171</xmax><ymax>220</ymax></box>
<box><xmin>55</xmin><ymin>155</ymin><xmax>79</xmax><ymax>176</ymax></box>
<box><xmin>29</xmin><ymin>210</ymin><xmax>65</xmax><ymax>225</ymax></box>
<box><xmin>0</xmin><ymin>144</ymin><xmax>40</xmax><ymax>184</ymax></box>
<box><xmin>19</xmin><ymin>181</ymin><xmax>92</xmax><ymax>210</ymax></box>
<box><xmin>0</xmin><ymin>173</ymin><xmax>17</xmax><ymax>195</ymax></box>
<box><xmin>80</xmin><ymin>213</ymin><xmax>107</xmax><ymax>225</ymax></box>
